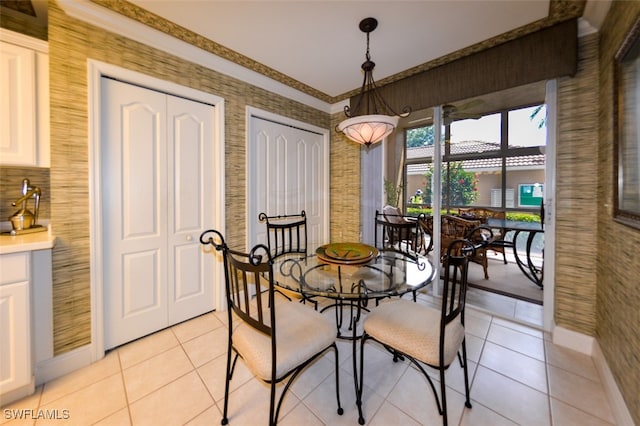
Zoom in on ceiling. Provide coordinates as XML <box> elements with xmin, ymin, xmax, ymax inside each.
<box><xmin>125</xmin><ymin>0</ymin><xmax>610</xmax><ymax>101</ymax></box>
<box><xmin>3</xmin><ymin>0</ymin><xmax>611</xmax><ymax>107</ymax></box>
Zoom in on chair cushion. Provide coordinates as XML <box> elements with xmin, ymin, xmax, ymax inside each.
<box><xmin>363</xmin><ymin>299</ymin><xmax>465</xmax><ymax>367</ymax></box>
<box><xmin>383</xmin><ymin>205</ymin><xmax>405</xmax><ymax>224</ymax></box>
<box><xmin>234</xmin><ymin>297</ymin><xmax>335</xmax><ymax>381</ymax></box>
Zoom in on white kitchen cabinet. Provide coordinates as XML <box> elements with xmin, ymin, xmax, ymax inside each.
<box><xmin>0</xmin><ymin>29</ymin><xmax>49</xmax><ymax>167</ymax></box>
<box><xmin>0</xmin><ymin>252</ymin><xmax>34</xmax><ymax>406</ymax></box>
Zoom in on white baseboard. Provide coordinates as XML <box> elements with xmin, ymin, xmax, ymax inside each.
<box><xmin>0</xmin><ymin>378</ymin><xmax>35</xmax><ymax>407</ymax></box>
<box><xmin>35</xmin><ymin>345</ymin><xmax>93</xmax><ymax>386</ymax></box>
<box><xmin>553</xmin><ymin>325</ymin><xmax>634</xmax><ymax>425</ymax></box>
<box><xmin>592</xmin><ymin>341</ymin><xmax>635</xmax><ymax>426</ymax></box>
<box><xmin>552</xmin><ymin>325</ymin><xmax>594</xmax><ymax>354</ymax></box>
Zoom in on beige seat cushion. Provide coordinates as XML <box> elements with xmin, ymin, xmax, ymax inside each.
<box><xmin>363</xmin><ymin>299</ymin><xmax>465</xmax><ymax>367</ymax></box>
<box><xmin>234</xmin><ymin>297</ymin><xmax>335</xmax><ymax>381</ymax></box>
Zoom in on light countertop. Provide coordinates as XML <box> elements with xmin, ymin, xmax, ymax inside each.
<box><xmin>0</xmin><ymin>226</ymin><xmax>56</xmax><ymax>255</ymax></box>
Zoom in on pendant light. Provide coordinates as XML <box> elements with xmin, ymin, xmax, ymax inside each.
<box><xmin>337</xmin><ymin>17</ymin><xmax>411</xmax><ymax>146</ymax></box>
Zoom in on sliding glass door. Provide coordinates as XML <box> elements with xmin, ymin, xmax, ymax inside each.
<box><xmin>403</xmin><ymin>102</ymin><xmax>547</xmax><ymax>301</ymax></box>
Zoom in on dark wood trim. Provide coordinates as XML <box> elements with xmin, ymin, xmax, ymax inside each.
<box><xmin>352</xmin><ymin>19</ymin><xmax>578</xmax><ymax>113</ymax></box>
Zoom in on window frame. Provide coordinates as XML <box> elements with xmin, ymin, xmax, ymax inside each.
<box><xmin>403</xmin><ymin>103</ymin><xmax>546</xmax><ymax>215</ymax></box>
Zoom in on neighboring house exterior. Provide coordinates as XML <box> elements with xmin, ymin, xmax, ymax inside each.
<box><xmin>406</xmin><ymin>141</ymin><xmax>545</xmax><ymax>208</ymax></box>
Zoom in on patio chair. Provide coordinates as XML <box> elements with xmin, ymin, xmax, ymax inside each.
<box><xmin>199</xmin><ymin>229</ymin><xmax>343</xmax><ymax>426</ymax></box>
<box><xmin>458</xmin><ymin>207</ymin><xmax>511</xmax><ymax>263</ymax></box>
<box><xmin>442</xmin><ymin>214</ymin><xmax>492</xmax><ymax>279</ymax></box>
<box><xmin>355</xmin><ymin>238</ymin><xmax>475</xmax><ymax>426</ymax></box>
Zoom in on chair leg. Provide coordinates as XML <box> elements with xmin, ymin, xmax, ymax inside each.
<box><xmin>269</xmin><ymin>381</ymin><xmax>277</xmax><ymax>426</ymax></box>
<box><xmin>439</xmin><ymin>367</ymin><xmax>448</xmax><ymax>426</ymax></box>
<box><xmin>483</xmin><ymin>257</ymin><xmax>489</xmax><ymax>280</ymax></box>
<box><xmin>333</xmin><ymin>343</ymin><xmax>344</xmax><ymax>416</ymax></box>
<box><xmin>461</xmin><ymin>341</ymin><xmax>473</xmax><ymax>409</ymax></box>
<box><xmin>356</xmin><ymin>335</ymin><xmax>367</xmax><ymax>425</ymax></box>
<box><xmin>221</xmin><ymin>348</ymin><xmax>234</xmax><ymax>425</ymax></box>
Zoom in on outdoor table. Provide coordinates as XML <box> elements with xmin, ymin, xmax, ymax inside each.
<box><xmin>486</xmin><ymin>218</ymin><xmax>544</xmax><ymax>288</ymax></box>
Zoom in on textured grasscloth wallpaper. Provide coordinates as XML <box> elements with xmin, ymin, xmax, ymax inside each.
<box><xmin>596</xmin><ymin>2</ymin><xmax>640</xmax><ymax>423</ymax></box>
<box><xmin>555</xmin><ymin>34</ymin><xmax>599</xmax><ymax>335</ymax></box>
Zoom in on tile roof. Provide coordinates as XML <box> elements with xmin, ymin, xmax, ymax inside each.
<box><xmin>407</xmin><ymin>140</ymin><xmax>502</xmax><ymax>158</ymax></box>
<box><xmin>406</xmin><ymin>141</ymin><xmax>545</xmax><ymax>174</ymax></box>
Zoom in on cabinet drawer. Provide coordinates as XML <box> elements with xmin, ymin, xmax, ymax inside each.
<box><xmin>0</xmin><ymin>252</ymin><xmax>30</xmax><ymax>284</ymax></box>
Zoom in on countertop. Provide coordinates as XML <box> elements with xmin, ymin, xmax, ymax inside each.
<box><xmin>0</xmin><ymin>226</ymin><xmax>56</xmax><ymax>255</ymax></box>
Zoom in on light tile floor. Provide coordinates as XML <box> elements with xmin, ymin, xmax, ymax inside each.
<box><xmin>466</xmin><ymin>286</ymin><xmax>544</xmax><ymax>328</ymax></box>
<box><xmin>1</xmin><ymin>290</ymin><xmax>617</xmax><ymax>426</ymax></box>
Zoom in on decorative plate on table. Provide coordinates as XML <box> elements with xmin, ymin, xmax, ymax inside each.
<box><xmin>315</xmin><ymin>243</ymin><xmax>378</xmax><ymax>265</ymax></box>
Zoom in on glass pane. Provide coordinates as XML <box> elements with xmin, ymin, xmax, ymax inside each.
<box><xmin>407</xmin><ymin>161</ymin><xmax>479</xmax><ymax>211</ymax></box>
<box><xmin>406</xmin><ymin>125</ymin><xmax>435</xmax><ymax>148</ymax></box>
<box><xmin>508</xmin><ymin>105</ymin><xmax>546</xmax><ymax>148</ymax></box>
<box><xmin>444</xmin><ymin>161</ymin><xmax>479</xmax><ymax>209</ymax></box>
<box><xmin>449</xmin><ymin>113</ymin><xmax>501</xmax><ymax>154</ymax></box>
<box><xmin>406</xmin><ymin>161</ymin><xmax>430</xmax><ymax>208</ymax></box>
<box><xmin>505</xmin><ymin>156</ymin><xmax>545</xmax><ymax>214</ymax></box>
<box><xmin>474</xmin><ymin>167</ymin><xmax>503</xmax><ymax>208</ymax></box>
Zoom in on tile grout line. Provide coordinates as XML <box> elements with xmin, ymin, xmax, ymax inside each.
<box><xmin>173</xmin><ymin>326</ymin><xmax>220</xmax><ymax>426</ymax></box>
<box><xmin>117</xmin><ymin>350</ymin><xmax>134</xmax><ymax>426</ymax></box>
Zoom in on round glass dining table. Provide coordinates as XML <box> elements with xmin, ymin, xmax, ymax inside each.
<box><xmin>271</xmin><ymin>244</ymin><xmax>437</xmax><ymax>338</ymax></box>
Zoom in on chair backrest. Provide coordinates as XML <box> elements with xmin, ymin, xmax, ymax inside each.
<box><xmin>458</xmin><ymin>207</ymin><xmax>504</xmax><ymax>240</ymax></box>
<box><xmin>258</xmin><ymin>211</ymin><xmax>307</xmax><ymax>259</ymax></box>
<box><xmin>200</xmin><ymin>229</ymin><xmax>274</xmax><ymax>336</ymax></box>
<box><xmin>440</xmin><ymin>215</ymin><xmax>481</xmax><ymax>256</ymax></box>
<box><xmin>374</xmin><ymin>210</ymin><xmax>421</xmax><ymax>258</ymax></box>
<box><xmin>457</xmin><ymin>207</ymin><xmax>505</xmax><ymax>222</ymax></box>
<box><xmin>440</xmin><ymin>239</ymin><xmax>474</xmax><ymax>330</ymax></box>
<box><xmin>382</xmin><ymin>205</ymin><xmax>404</xmax><ymax>224</ymax></box>
<box><xmin>416</xmin><ymin>215</ymin><xmax>434</xmax><ymax>254</ymax></box>
<box><xmin>465</xmin><ymin>225</ymin><xmax>494</xmax><ymax>248</ymax></box>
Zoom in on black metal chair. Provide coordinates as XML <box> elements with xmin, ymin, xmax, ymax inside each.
<box><xmin>258</xmin><ymin>211</ymin><xmax>317</xmax><ymax>308</ymax></box>
<box><xmin>375</xmin><ymin>210</ymin><xmax>423</xmax><ymax>302</ymax></box>
<box><xmin>258</xmin><ymin>211</ymin><xmax>307</xmax><ymax>259</ymax></box>
<box><xmin>355</xmin><ymin>238</ymin><xmax>475</xmax><ymax>426</ymax></box>
<box><xmin>199</xmin><ymin>229</ymin><xmax>343</xmax><ymax>426</ymax></box>
<box><xmin>375</xmin><ymin>209</ymin><xmax>422</xmax><ymax>258</ymax></box>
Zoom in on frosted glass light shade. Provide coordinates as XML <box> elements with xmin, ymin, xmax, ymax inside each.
<box><xmin>338</xmin><ymin>114</ymin><xmax>399</xmax><ymax>146</ymax></box>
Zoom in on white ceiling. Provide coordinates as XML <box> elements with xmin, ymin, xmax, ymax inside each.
<box><xmin>2</xmin><ymin>0</ymin><xmax>611</xmax><ymax>103</ymax></box>
<box><xmin>126</xmin><ymin>0</ymin><xmax>610</xmax><ymax>99</ymax></box>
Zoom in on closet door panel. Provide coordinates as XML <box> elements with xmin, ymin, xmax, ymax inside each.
<box><xmin>102</xmin><ymin>77</ymin><xmax>168</xmax><ymax>349</ymax></box>
<box><xmin>167</xmin><ymin>95</ymin><xmax>215</xmax><ymax>323</ymax></box>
